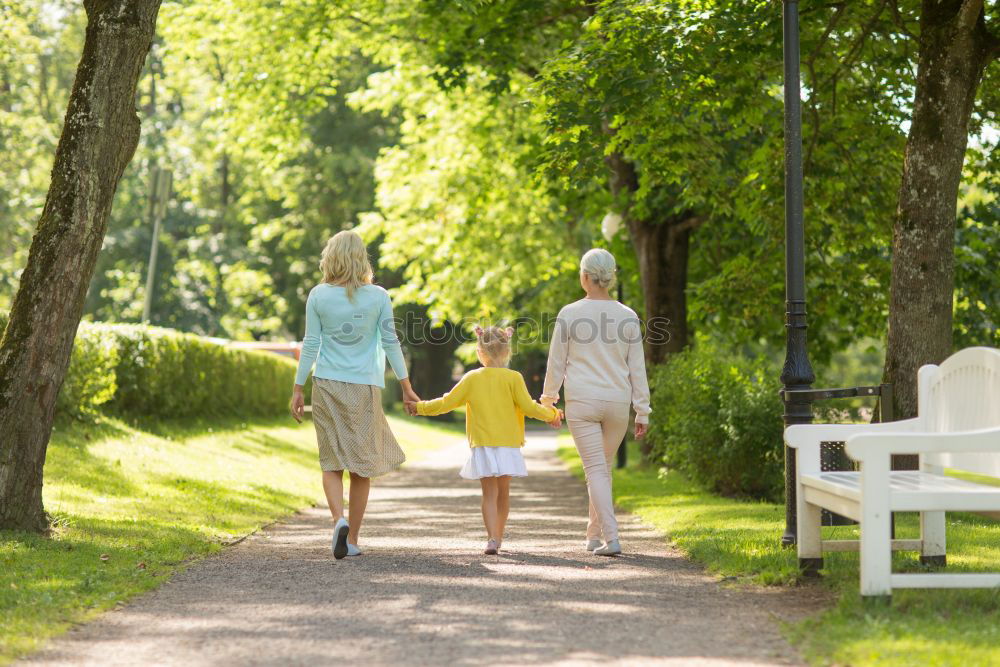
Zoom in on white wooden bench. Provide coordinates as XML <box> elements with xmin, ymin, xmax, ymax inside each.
<box><xmin>785</xmin><ymin>347</ymin><xmax>1000</xmax><ymax>599</ymax></box>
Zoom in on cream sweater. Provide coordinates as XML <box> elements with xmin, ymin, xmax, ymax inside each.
<box><xmin>541</xmin><ymin>298</ymin><xmax>651</xmax><ymax>424</ymax></box>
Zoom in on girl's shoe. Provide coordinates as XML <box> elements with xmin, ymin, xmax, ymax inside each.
<box><xmin>332</xmin><ymin>518</ymin><xmax>350</xmax><ymax>560</ymax></box>
<box><xmin>346</xmin><ymin>543</ymin><xmax>362</xmax><ymax>557</ymax></box>
<box><xmin>593</xmin><ymin>539</ymin><xmax>621</xmax><ymax>557</ymax></box>
<box><xmin>585</xmin><ymin>539</ymin><xmax>602</xmax><ymax>552</ymax></box>
<box><xmin>484</xmin><ymin>539</ymin><xmax>499</xmax><ymax>555</ymax></box>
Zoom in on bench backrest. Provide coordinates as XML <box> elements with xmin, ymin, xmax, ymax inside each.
<box><xmin>920</xmin><ymin>347</ymin><xmax>1000</xmax><ymax>476</ymax></box>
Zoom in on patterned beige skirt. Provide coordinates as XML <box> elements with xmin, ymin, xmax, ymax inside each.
<box><xmin>311</xmin><ymin>378</ymin><xmax>405</xmax><ymax>477</ymax></box>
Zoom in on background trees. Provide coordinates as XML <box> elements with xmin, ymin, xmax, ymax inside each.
<box><xmin>0</xmin><ymin>0</ymin><xmax>163</xmax><ymax>531</ymax></box>
<box><xmin>1</xmin><ymin>0</ymin><xmax>998</xmax><ymax>528</ymax></box>
<box><xmin>883</xmin><ymin>0</ymin><xmax>1000</xmax><ymax>419</ymax></box>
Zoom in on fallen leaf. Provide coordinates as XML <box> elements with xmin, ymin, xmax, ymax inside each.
<box><xmin>99</xmin><ymin>554</ymin><xmax>110</xmax><ymax>562</ymax></box>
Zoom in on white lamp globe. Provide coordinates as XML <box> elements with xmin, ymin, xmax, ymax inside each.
<box><xmin>601</xmin><ymin>211</ymin><xmax>623</xmax><ymax>241</ymax></box>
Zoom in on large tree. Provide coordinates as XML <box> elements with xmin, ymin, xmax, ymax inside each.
<box><xmin>883</xmin><ymin>0</ymin><xmax>999</xmax><ymax>418</ymax></box>
<box><xmin>0</xmin><ymin>0</ymin><xmax>162</xmax><ymax>532</ymax></box>
<box><xmin>539</xmin><ymin>1</ymin><xmax>911</xmax><ymax>365</ymax></box>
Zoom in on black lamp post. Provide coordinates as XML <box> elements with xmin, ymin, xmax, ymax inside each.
<box><xmin>779</xmin><ymin>0</ymin><xmax>816</xmax><ymax>547</ymax></box>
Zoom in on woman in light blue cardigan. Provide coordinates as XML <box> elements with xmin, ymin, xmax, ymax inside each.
<box><xmin>290</xmin><ymin>230</ymin><xmax>420</xmax><ymax>559</ymax></box>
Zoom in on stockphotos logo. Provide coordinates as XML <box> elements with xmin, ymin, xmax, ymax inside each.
<box><xmin>324</xmin><ymin>311</ymin><xmax>672</xmax><ymax>347</ymax></box>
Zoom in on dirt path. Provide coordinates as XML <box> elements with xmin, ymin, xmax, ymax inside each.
<box><xmin>25</xmin><ymin>432</ymin><xmax>821</xmax><ymax>666</ymax></box>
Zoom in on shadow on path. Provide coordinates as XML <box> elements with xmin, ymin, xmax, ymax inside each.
<box><xmin>24</xmin><ymin>433</ymin><xmax>823</xmax><ymax>666</ymax></box>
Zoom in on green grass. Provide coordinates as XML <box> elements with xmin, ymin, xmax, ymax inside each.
<box><xmin>1</xmin><ymin>413</ymin><xmax>461</xmax><ymax>664</ymax></box>
<box><xmin>558</xmin><ymin>436</ymin><xmax>1000</xmax><ymax>666</ymax></box>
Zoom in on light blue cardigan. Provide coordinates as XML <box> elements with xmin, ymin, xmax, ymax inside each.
<box><xmin>294</xmin><ymin>284</ymin><xmax>408</xmax><ymax>388</ymax></box>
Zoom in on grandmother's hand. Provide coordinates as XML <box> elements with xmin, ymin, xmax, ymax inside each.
<box><xmin>634</xmin><ymin>422</ymin><xmax>648</xmax><ymax>439</ymax></box>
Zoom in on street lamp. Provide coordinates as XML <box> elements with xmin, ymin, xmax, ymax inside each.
<box><xmin>602</xmin><ymin>211</ymin><xmax>629</xmax><ymax>469</ymax></box>
<box><xmin>141</xmin><ymin>166</ymin><xmax>172</xmax><ymax>324</ymax></box>
<box><xmin>779</xmin><ymin>0</ymin><xmax>817</xmax><ymax>547</ymax></box>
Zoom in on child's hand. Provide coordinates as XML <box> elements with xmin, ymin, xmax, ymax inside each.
<box><xmin>403</xmin><ymin>400</ymin><xmax>419</xmax><ymax>416</ymax></box>
<box><xmin>548</xmin><ymin>408</ymin><xmax>563</xmax><ymax>429</ymax></box>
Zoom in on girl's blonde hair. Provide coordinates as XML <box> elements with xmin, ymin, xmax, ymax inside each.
<box><xmin>320</xmin><ymin>230</ymin><xmax>373</xmax><ymax>300</ymax></box>
<box><xmin>475</xmin><ymin>325</ymin><xmax>514</xmax><ymax>367</ymax></box>
<box><xmin>580</xmin><ymin>248</ymin><xmax>617</xmax><ymax>289</ymax></box>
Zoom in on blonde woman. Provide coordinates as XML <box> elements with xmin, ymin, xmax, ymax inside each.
<box><xmin>290</xmin><ymin>230</ymin><xmax>420</xmax><ymax>560</ymax></box>
<box><xmin>541</xmin><ymin>248</ymin><xmax>650</xmax><ymax>557</ymax></box>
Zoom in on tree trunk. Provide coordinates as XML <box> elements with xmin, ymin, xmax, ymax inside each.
<box><xmin>0</xmin><ymin>0</ymin><xmax>162</xmax><ymax>532</ymax></box>
<box><xmin>605</xmin><ymin>150</ymin><xmax>700</xmax><ymax>365</ymax></box>
<box><xmin>882</xmin><ymin>0</ymin><xmax>996</xmax><ymax>421</ymax></box>
<box><xmin>627</xmin><ymin>215</ymin><xmax>695</xmax><ymax>365</ymax></box>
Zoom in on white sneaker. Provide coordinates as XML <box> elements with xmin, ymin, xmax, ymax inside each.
<box><xmin>332</xmin><ymin>518</ymin><xmax>349</xmax><ymax>559</ymax></box>
<box><xmin>594</xmin><ymin>539</ymin><xmax>621</xmax><ymax>557</ymax></box>
<box><xmin>346</xmin><ymin>543</ymin><xmax>362</xmax><ymax>557</ymax></box>
<box><xmin>585</xmin><ymin>539</ymin><xmax>602</xmax><ymax>552</ymax></box>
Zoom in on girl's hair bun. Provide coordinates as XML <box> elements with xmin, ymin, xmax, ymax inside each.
<box><xmin>475</xmin><ymin>324</ymin><xmax>514</xmax><ymax>366</ymax></box>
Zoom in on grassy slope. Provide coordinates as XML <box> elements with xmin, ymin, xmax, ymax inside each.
<box><xmin>1</xmin><ymin>413</ymin><xmax>462</xmax><ymax>664</ymax></box>
<box><xmin>558</xmin><ymin>436</ymin><xmax>1000</xmax><ymax>666</ymax></box>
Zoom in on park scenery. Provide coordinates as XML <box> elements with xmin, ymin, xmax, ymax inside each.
<box><xmin>1</xmin><ymin>1</ymin><xmax>999</xmax><ymax>665</ymax></box>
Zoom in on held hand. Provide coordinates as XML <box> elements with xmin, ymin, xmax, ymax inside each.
<box><xmin>540</xmin><ymin>395</ymin><xmax>556</xmax><ymax>408</ymax></box>
<box><xmin>401</xmin><ymin>390</ymin><xmax>420</xmax><ymax>416</ymax></box>
<box><xmin>634</xmin><ymin>421</ymin><xmax>648</xmax><ymax>439</ymax></box>
<box><xmin>548</xmin><ymin>408</ymin><xmax>564</xmax><ymax>429</ymax></box>
<box><xmin>290</xmin><ymin>388</ymin><xmax>305</xmax><ymax>424</ymax></box>
<box><xmin>400</xmin><ymin>378</ymin><xmax>420</xmax><ymax>406</ymax></box>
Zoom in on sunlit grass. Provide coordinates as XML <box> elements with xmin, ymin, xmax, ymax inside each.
<box><xmin>0</xmin><ymin>413</ymin><xmax>457</xmax><ymax>664</ymax></box>
<box><xmin>558</xmin><ymin>436</ymin><xmax>1000</xmax><ymax>666</ymax></box>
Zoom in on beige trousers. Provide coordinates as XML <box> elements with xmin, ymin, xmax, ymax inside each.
<box><xmin>566</xmin><ymin>398</ymin><xmax>630</xmax><ymax>542</ymax></box>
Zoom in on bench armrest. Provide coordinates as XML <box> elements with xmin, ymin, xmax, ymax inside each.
<box><xmin>785</xmin><ymin>418</ymin><xmax>920</xmax><ymax>449</ymax></box>
<box><xmin>845</xmin><ymin>426</ymin><xmax>1000</xmax><ymax>462</ymax></box>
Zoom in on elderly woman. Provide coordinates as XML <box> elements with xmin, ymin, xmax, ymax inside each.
<box><xmin>290</xmin><ymin>230</ymin><xmax>419</xmax><ymax>560</ymax></box>
<box><xmin>541</xmin><ymin>248</ymin><xmax>650</xmax><ymax>556</ymax></box>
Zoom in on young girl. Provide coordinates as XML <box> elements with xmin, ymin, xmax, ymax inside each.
<box><xmin>407</xmin><ymin>325</ymin><xmax>560</xmax><ymax>554</ymax></box>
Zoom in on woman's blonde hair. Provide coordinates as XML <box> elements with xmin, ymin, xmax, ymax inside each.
<box><xmin>580</xmin><ymin>248</ymin><xmax>617</xmax><ymax>289</ymax></box>
<box><xmin>320</xmin><ymin>230</ymin><xmax>373</xmax><ymax>300</ymax></box>
<box><xmin>475</xmin><ymin>325</ymin><xmax>514</xmax><ymax>367</ymax></box>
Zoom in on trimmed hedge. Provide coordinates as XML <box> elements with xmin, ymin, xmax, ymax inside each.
<box><xmin>646</xmin><ymin>345</ymin><xmax>785</xmax><ymax>502</ymax></box>
<box><xmin>57</xmin><ymin>325</ymin><xmax>120</xmax><ymax>419</ymax></box>
<box><xmin>103</xmin><ymin>325</ymin><xmax>297</xmax><ymax>419</ymax></box>
<box><xmin>0</xmin><ymin>313</ymin><xmax>299</xmax><ymax>420</ymax></box>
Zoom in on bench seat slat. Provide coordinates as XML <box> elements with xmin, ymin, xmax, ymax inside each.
<box><xmin>801</xmin><ymin>471</ymin><xmax>1000</xmax><ymax>512</ymax></box>
<box><xmin>891</xmin><ymin>573</ymin><xmax>1000</xmax><ymax>589</ymax></box>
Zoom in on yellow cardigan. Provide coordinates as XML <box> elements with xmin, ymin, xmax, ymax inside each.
<box><xmin>416</xmin><ymin>367</ymin><xmax>558</xmax><ymax>447</ymax></box>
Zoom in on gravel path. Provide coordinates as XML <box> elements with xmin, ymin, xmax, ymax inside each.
<box><xmin>25</xmin><ymin>432</ymin><xmax>822</xmax><ymax>666</ymax></box>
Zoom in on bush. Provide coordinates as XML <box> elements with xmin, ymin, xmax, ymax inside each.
<box><xmin>105</xmin><ymin>324</ymin><xmax>297</xmax><ymax>420</ymax></box>
<box><xmin>646</xmin><ymin>345</ymin><xmax>784</xmax><ymax>502</ymax></box>
<box><xmin>0</xmin><ymin>316</ymin><xmax>298</xmax><ymax>420</ymax></box>
<box><xmin>57</xmin><ymin>324</ymin><xmax>119</xmax><ymax>419</ymax></box>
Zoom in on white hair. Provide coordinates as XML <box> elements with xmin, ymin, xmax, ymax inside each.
<box><xmin>580</xmin><ymin>248</ymin><xmax>616</xmax><ymax>289</ymax></box>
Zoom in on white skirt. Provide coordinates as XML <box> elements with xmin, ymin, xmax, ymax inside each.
<box><xmin>459</xmin><ymin>446</ymin><xmax>528</xmax><ymax>479</ymax></box>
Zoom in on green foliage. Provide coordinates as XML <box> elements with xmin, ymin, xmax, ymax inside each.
<box><xmin>56</xmin><ymin>325</ymin><xmax>119</xmax><ymax>420</ymax></box>
<box><xmin>354</xmin><ymin>66</ymin><xmax>586</xmax><ymax>321</ymax></box>
<box><xmin>104</xmin><ymin>325</ymin><xmax>295</xmax><ymax>420</ymax></box>
<box><xmin>537</xmin><ymin>0</ymin><xmax>910</xmax><ymax>362</ymax></box>
<box><xmin>954</xmin><ymin>192</ymin><xmax>1000</xmax><ymax>348</ymax></box>
<box><xmin>646</xmin><ymin>345</ymin><xmax>784</xmax><ymax>502</ymax></box>
<box><xmin>2</xmin><ymin>315</ymin><xmax>294</xmax><ymax>420</ymax></box>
